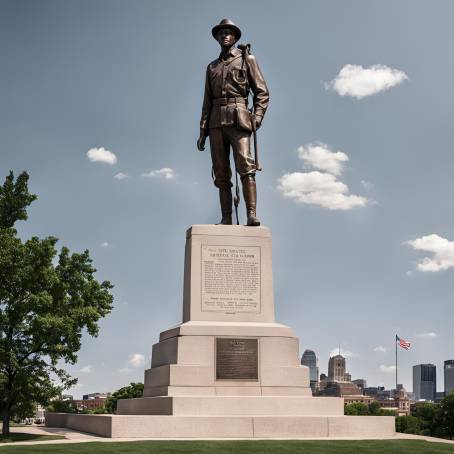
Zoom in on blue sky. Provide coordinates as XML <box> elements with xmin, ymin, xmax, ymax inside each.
<box><xmin>1</xmin><ymin>0</ymin><xmax>453</xmax><ymax>397</ymax></box>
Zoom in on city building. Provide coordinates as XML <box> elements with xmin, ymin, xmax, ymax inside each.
<box><xmin>72</xmin><ymin>392</ymin><xmax>111</xmax><ymax>411</ymax></box>
<box><xmin>328</xmin><ymin>354</ymin><xmax>348</xmax><ymax>382</ymax></box>
<box><xmin>445</xmin><ymin>360</ymin><xmax>454</xmax><ymax>396</ymax></box>
<box><xmin>82</xmin><ymin>393</ymin><xmax>109</xmax><ymax>400</ymax></box>
<box><xmin>301</xmin><ymin>349</ymin><xmax>319</xmax><ymax>393</ymax></box>
<box><xmin>413</xmin><ymin>364</ymin><xmax>436</xmax><ymax>401</ymax></box>
<box><xmin>344</xmin><ymin>395</ymin><xmax>375</xmax><ymax>405</ymax></box>
<box><xmin>392</xmin><ymin>384</ymin><xmax>411</xmax><ymax>416</ymax></box>
<box><xmin>317</xmin><ymin>381</ymin><xmax>362</xmax><ymax>397</ymax></box>
<box><xmin>352</xmin><ymin>379</ymin><xmax>367</xmax><ymax>391</ymax></box>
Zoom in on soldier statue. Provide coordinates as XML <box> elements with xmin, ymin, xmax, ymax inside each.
<box><xmin>197</xmin><ymin>19</ymin><xmax>269</xmax><ymax>226</ymax></box>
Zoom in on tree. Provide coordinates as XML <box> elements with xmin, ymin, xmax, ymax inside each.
<box><xmin>396</xmin><ymin>415</ymin><xmax>421</xmax><ymax>434</ymax></box>
<box><xmin>344</xmin><ymin>402</ymin><xmax>369</xmax><ymax>416</ymax></box>
<box><xmin>413</xmin><ymin>402</ymin><xmax>440</xmax><ymax>437</ymax></box>
<box><xmin>0</xmin><ymin>171</ymin><xmax>114</xmax><ymax>434</ymax></box>
<box><xmin>440</xmin><ymin>392</ymin><xmax>454</xmax><ymax>440</ymax></box>
<box><xmin>105</xmin><ymin>383</ymin><xmax>144</xmax><ymax>414</ymax></box>
<box><xmin>368</xmin><ymin>401</ymin><xmax>381</xmax><ymax>416</ymax></box>
<box><xmin>46</xmin><ymin>399</ymin><xmax>76</xmax><ymax>414</ymax></box>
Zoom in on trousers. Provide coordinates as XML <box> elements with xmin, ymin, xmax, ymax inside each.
<box><xmin>209</xmin><ymin>126</ymin><xmax>255</xmax><ymax>189</ymax></box>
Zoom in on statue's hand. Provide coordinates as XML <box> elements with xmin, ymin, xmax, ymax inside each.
<box><xmin>197</xmin><ymin>134</ymin><xmax>206</xmax><ymax>151</ymax></box>
<box><xmin>255</xmin><ymin>116</ymin><xmax>263</xmax><ymax>130</ymax></box>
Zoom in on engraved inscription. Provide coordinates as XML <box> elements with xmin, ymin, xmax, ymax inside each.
<box><xmin>216</xmin><ymin>338</ymin><xmax>258</xmax><ymax>380</ymax></box>
<box><xmin>201</xmin><ymin>245</ymin><xmax>260</xmax><ymax>313</ymax></box>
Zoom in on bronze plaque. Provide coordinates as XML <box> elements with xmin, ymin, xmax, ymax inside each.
<box><xmin>216</xmin><ymin>338</ymin><xmax>258</xmax><ymax>380</ymax></box>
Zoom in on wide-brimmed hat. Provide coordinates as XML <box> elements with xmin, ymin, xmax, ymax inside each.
<box><xmin>211</xmin><ymin>19</ymin><xmax>241</xmax><ymax>40</ymax></box>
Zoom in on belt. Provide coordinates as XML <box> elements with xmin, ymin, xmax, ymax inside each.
<box><xmin>212</xmin><ymin>97</ymin><xmax>247</xmax><ymax>106</ymax></box>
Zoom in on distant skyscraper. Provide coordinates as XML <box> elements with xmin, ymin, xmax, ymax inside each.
<box><xmin>301</xmin><ymin>349</ymin><xmax>319</xmax><ymax>392</ymax></box>
<box><xmin>445</xmin><ymin>360</ymin><xmax>454</xmax><ymax>396</ymax></box>
<box><xmin>413</xmin><ymin>364</ymin><xmax>436</xmax><ymax>401</ymax></box>
<box><xmin>328</xmin><ymin>355</ymin><xmax>346</xmax><ymax>382</ymax></box>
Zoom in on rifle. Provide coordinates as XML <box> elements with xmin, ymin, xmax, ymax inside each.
<box><xmin>238</xmin><ymin>43</ymin><xmax>262</xmax><ymax>172</ymax></box>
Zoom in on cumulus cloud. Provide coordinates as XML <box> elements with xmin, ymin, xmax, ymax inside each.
<box><xmin>326</xmin><ymin>64</ymin><xmax>408</xmax><ymax>99</ymax></box>
<box><xmin>278</xmin><ymin>143</ymin><xmax>368</xmax><ymax>211</ymax></box>
<box><xmin>330</xmin><ymin>348</ymin><xmax>357</xmax><ymax>358</ymax></box>
<box><xmin>128</xmin><ymin>353</ymin><xmax>146</xmax><ymax>368</ymax></box>
<box><xmin>78</xmin><ymin>365</ymin><xmax>92</xmax><ymax>373</ymax></box>
<box><xmin>298</xmin><ymin>143</ymin><xmax>348</xmax><ymax>176</ymax></box>
<box><xmin>374</xmin><ymin>346</ymin><xmax>387</xmax><ymax>353</ymax></box>
<box><xmin>278</xmin><ymin>171</ymin><xmax>367</xmax><ymax>210</ymax></box>
<box><xmin>141</xmin><ymin>168</ymin><xmax>176</xmax><ymax>180</ymax></box>
<box><xmin>407</xmin><ymin>234</ymin><xmax>454</xmax><ymax>272</ymax></box>
<box><xmin>379</xmin><ymin>365</ymin><xmax>396</xmax><ymax>373</ymax></box>
<box><xmin>86</xmin><ymin>147</ymin><xmax>117</xmax><ymax>165</ymax></box>
<box><xmin>114</xmin><ymin>172</ymin><xmax>129</xmax><ymax>180</ymax></box>
<box><xmin>416</xmin><ymin>332</ymin><xmax>437</xmax><ymax>338</ymax></box>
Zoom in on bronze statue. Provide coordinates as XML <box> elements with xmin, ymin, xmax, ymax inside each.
<box><xmin>197</xmin><ymin>19</ymin><xmax>269</xmax><ymax>226</ymax></box>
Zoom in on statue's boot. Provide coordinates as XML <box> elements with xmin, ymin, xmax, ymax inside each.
<box><xmin>217</xmin><ymin>187</ymin><xmax>232</xmax><ymax>225</ymax></box>
<box><xmin>242</xmin><ymin>175</ymin><xmax>260</xmax><ymax>226</ymax></box>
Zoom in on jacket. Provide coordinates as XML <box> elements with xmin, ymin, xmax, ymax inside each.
<box><xmin>200</xmin><ymin>46</ymin><xmax>269</xmax><ymax>133</ymax></box>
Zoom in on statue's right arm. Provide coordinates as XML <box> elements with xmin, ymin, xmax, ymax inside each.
<box><xmin>198</xmin><ymin>66</ymin><xmax>211</xmax><ymax>151</ymax></box>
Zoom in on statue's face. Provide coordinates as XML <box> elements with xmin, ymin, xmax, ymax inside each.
<box><xmin>216</xmin><ymin>28</ymin><xmax>237</xmax><ymax>47</ymax></box>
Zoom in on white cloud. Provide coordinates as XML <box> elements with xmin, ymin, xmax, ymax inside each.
<box><xmin>298</xmin><ymin>143</ymin><xmax>348</xmax><ymax>176</ymax></box>
<box><xmin>416</xmin><ymin>332</ymin><xmax>437</xmax><ymax>339</ymax></box>
<box><xmin>407</xmin><ymin>234</ymin><xmax>454</xmax><ymax>272</ymax></box>
<box><xmin>78</xmin><ymin>365</ymin><xmax>92</xmax><ymax>373</ymax></box>
<box><xmin>100</xmin><ymin>242</ymin><xmax>110</xmax><ymax>248</ymax></box>
<box><xmin>141</xmin><ymin>168</ymin><xmax>176</xmax><ymax>180</ymax></box>
<box><xmin>117</xmin><ymin>368</ymin><xmax>131</xmax><ymax>374</ymax></box>
<box><xmin>114</xmin><ymin>172</ymin><xmax>129</xmax><ymax>180</ymax></box>
<box><xmin>128</xmin><ymin>353</ymin><xmax>146</xmax><ymax>368</ymax></box>
<box><xmin>86</xmin><ymin>147</ymin><xmax>117</xmax><ymax>165</ymax></box>
<box><xmin>278</xmin><ymin>171</ymin><xmax>367</xmax><ymax>210</ymax></box>
<box><xmin>379</xmin><ymin>365</ymin><xmax>396</xmax><ymax>373</ymax></box>
<box><xmin>326</xmin><ymin>64</ymin><xmax>408</xmax><ymax>99</ymax></box>
<box><xmin>330</xmin><ymin>348</ymin><xmax>357</xmax><ymax>358</ymax></box>
<box><xmin>374</xmin><ymin>346</ymin><xmax>387</xmax><ymax>353</ymax></box>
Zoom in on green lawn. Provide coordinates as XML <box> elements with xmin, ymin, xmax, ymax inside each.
<box><xmin>0</xmin><ymin>440</ymin><xmax>453</xmax><ymax>453</ymax></box>
<box><xmin>0</xmin><ymin>433</ymin><xmax>65</xmax><ymax>443</ymax></box>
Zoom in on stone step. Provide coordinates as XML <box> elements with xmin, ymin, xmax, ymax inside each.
<box><xmin>46</xmin><ymin>413</ymin><xmax>396</xmax><ymax>438</ymax></box>
<box><xmin>143</xmin><ymin>385</ymin><xmax>312</xmax><ymax>397</ymax></box>
<box><xmin>117</xmin><ymin>395</ymin><xmax>344</xmax><ymax>416</ymax></box>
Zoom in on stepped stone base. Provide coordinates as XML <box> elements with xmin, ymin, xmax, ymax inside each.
<box><xmin>45</xmin><ymin>226</ymin><xmax>396</xmax><ymax>439</ymax></box>
<box><xmin>46</xmin><ymin>413</ymin><xmax>396</xmax><ymax>438</ymax></box>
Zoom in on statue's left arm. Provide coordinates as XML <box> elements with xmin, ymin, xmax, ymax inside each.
<box><xmin>246</xmin><ymin>54</ymin><xmax>270</xmax><ymax>128</ymax></box>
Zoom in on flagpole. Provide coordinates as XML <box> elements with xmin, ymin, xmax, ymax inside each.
<box><xmin>395</xmin><ymin>334</ymin><xmax>398</xmax><ymax>391</ymax></box>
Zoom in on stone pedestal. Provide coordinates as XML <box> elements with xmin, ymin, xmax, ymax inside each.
<box><xmin>118</xmin><ymin>225</ymin><xmax>314</xmax><ymax>416</ymax></box>
<box><xmin>47</xmin><ymin>225</ymin><xmax>395</xmax><ymax>438</ymax></box>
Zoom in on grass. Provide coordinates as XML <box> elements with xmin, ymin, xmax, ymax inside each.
<box><xmin>0</xmin><ymin>440</ymin><xmax>453</xmax><ymax>453</ymax></box>
<box><xmin>0</xmin><ymin>433</ymin><xmax>65</xmax><ymax>443</ymax></box>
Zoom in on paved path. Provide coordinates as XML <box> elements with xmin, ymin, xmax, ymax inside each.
<box><xmin>1</xmin><ymin>426</ymin><xmax>453</xmax><ymax>447</ymax></box>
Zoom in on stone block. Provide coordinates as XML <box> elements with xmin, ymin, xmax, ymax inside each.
<box><xmin>144</xmin><ymin>364</ymin><xmax>214</xmax><ymax>388</ymax></box>
<box><xmin>259</xmin><ymin>336</ymin><xmax>300</xmax><ymax>366</ymax></box>
<box><xmin>328</xmin><ymin>415</ymin><xmax>396</xmax><ymax>437</ymax></box>
<box><xmin>183</xmin><ymin>225</ymin><xmax>275</xmax><ymax>323</ymax></box>
<box><xmin>253</xmin><ymin>416</ymin><xmax>329</xmax><ymax>437</ymax></box>
<box><xmin>260</xmin><ymin>365</ymin><xmax>309</xmax><ymax>387</ymax></box>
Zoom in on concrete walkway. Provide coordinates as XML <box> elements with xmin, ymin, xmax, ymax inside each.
<box><xmin>1</xmin><ymin>426</ymin><xmax>453</xmax><ymax>447</ymax></box>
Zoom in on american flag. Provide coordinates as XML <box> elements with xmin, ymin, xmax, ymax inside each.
<box><xmin>396</xmin><ymin>335</ymin><xmax>411</xmax><ymax>350</ymax></box>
